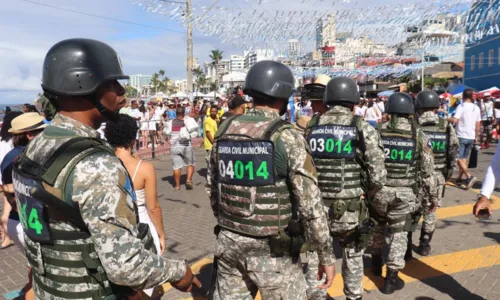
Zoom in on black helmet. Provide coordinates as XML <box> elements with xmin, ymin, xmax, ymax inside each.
<box><xmin>386</xmin><ymin>92</ymin><xmax>414</xmax><ymax>115</ymax></box>
<box><xmin>323</xmin><ymin>77</ymin><xmax>360</xmax><ymax>105</ymax></box>
<box><xmin>415</xmin><ymin>90</ymin><xmax>440</xmax><ymax>109</ymax></box>
<box><xmin>243</xmin><ymin>61</ymin><xmax>295</xmax><ymax>101</ymax></box>
<box><xmin>41</xmin><ymin>38</ymin><xmax>129</xmax><ymax>97</ymax></box>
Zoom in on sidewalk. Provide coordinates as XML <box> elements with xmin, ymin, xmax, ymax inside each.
<box><xmin>1</xmin><ymin>146</ymin><xmax>499</xmax><ymax>300</ymax></box>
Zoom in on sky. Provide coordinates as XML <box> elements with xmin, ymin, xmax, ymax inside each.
<box><xmin>0</xmin><ymin>0</ymin><xmax>243</xmax><ymax>104</ymax></box>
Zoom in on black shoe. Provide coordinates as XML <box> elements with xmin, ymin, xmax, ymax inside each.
<box><xmin>404</xmin><ymin>231</ymin><xmax>413</xmax><ymax>261</ymax></box>
<box><xmin>417</xmin><ymin>230</ymin><xmax>434</xmax><ymax>256</ymax></box>
<box><xmin>466</xmin><ymin>176</ymin><xmax>477</xmax><ymax>190</ymax></box>
<box><xmin>382</xmin><ymin>269</ymin><xmax>405</xmax><ymax>294</ymax></box>
<box><xmin>372</xmin><ymin>254</ymin><xmax>383</xmax><ymax>276</ymax></box>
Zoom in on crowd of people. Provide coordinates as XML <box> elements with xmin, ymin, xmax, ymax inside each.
<box><xmin>0</xmin><ymin>37</ymin><xmax>498</xmax><ymax>300</ymax></box>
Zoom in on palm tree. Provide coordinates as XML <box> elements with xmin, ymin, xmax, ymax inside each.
<box><xmin>150</xmin><ymin>72</ymin><xmax>160</xmax><ymax>95</ymax></box>
<box><xmin>192</xmin><ymin>67</ymin><xmax>205</xmax><ymax>92</ymax></box>
<box><xmin>209</xmin><ymin>49</ymin><xmax>223</xmax><ymax>95</ymax></box>
<box><xmin>196</xmin><ymin>75</ymin><xmax>207</xmax><ymax>93</ymax></box>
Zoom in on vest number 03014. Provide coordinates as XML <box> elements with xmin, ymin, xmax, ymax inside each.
<box><xmin>219</xmin><ymin>160</ymin><xmax>269</xmax><ymax>180</ymax></box>
<box><xmin>309</xmin><ymin>138</ymin><xmax>353</xmax><ymax>154</ymax></box>
<box><xmin>19</xmin><ymin>203</ymin><xmax>44</xmax><ymax>235</ymax></box>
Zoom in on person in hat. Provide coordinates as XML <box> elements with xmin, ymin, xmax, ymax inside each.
<box><xmin>220</xmin><ymin>95</ymin><xmax>245</xmax><ymax>124</ymax></box>
<box><xmin>11</xmin><ymin>38</ymin><xmax>200</xmax><ymax>299</ymax></box>
<box><xmin>2</xmin><ymin>112</ymin><xmax>46</xmax><ymax>300</ymax></box>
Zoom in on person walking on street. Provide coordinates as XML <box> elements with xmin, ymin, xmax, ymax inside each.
<box><xmin>371</xmin><ymin>92</ymin><xmax>437</xmax><ymax>295</ymax></box>
<box><xmin>207</xmin><ymin>61</ymin><xmax>336</xmax><ymax>299</ymax></box>
<box><xmin>409</xmin><ymin>91</ymin><xmax>459</xmax><ymax>258</ymax></box>
<box><xmin>304</xmin><ymin>77</ymin><xmax>387</xmax><ymax>300</ymax></box>
<box><xmin>164</xmin><ymin>107</ymin><xmax>199</xmax><ymax>190</ymax></box>
<box><xmin>450</xmin><ymin>89</ymin><xmax>481</xmax><ymax>189</ymax></box>
<box><xmin>11</xmin><ymin>38</ymin><xmax>200</xmax><ymax>299</ymax></box>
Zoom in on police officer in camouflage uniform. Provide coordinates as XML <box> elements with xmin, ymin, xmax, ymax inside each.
<box><xmin>410</xmin><ymin>90</ymin><xmax>459</xmax><ymax>256</ymax></box>
<box><xmin>371</xmin><ymin>92</ymin><xmax>437</xmax><ymax>294</ymax></box>
<box><xmin>207</xmin><ymin>60</ymin><xmax>336</xmax><ymax>299</ymax></box>
<box><xmin>304</xmin><ymin>77</ymin><xmax>387</xmax><ymax>300</ymax></box>
<box><xmin>12</xmin><ymin>38</ymin><xmax>200</xmax><ymax>299</ymax></box>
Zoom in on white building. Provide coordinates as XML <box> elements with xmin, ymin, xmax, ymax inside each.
<box><xmin>230</xmin><ymin>55</ymin><xmax>245</xmax><ymax>71</ymax></box>
<box><xmin>185</xmin><ymin>57</ymin><xmax>200</xmax><ymax>70</ymax></box>
<box><xmin>244</xmin><ymin>49</ymin><xmax>275</xmax><ymax>69</ymax></box>
<box><xmin>129</xmin><ymin>74</ymin><xmax>152</xmax><ymax>93</ymax></box>
<box><xmin>334</xmin><ymin>37</ymin><xmax>392</xmax><ymax>67</ymax></box>
<box><xmin>174</xmin><ymin>79</ymin><xmax>188</xmax><ymax>94</ymax></box>
<box><xmin>288</xmin><ymin>39</ymin><xmax>301</xmax><ymax>58</ymax></box>
<box><xmin>203</xmin><ymin>59</ymin><xmax>231</xmax><ymax>84</ymax></box>
<box><xmin>316</xmin><ymin>14</ymin><xmax>336</xmax><ymax>49</ymax></box>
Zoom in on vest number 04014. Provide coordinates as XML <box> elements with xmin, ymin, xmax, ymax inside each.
<box><xmin>309</xmin><ymin>138</ymin><xmax>353</xmax><ymax>154</ymax></box>
<box><xmin>219</xmin><ymin>160</ymin><xmax>269</xmax><ymax>180</ymax></box>
<box><xmin>20</xmin><ymin>203</ymin><xmax>44</xmax><ymax>235</ymax></box>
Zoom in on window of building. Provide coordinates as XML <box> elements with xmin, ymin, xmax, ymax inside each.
<box><xmin>489</xmin><ymin>49</ymin><xmax>494</xmax><ymax>66</ymax></box>
<box><xmin>471</xmin><ymin>55</ymin><xmax>475</xmax><ymax>71</ymax></box>
<box><xmin>479</xmin><ymin>52</ymin><xmax>483</xmax><ymax>69</ymax></box>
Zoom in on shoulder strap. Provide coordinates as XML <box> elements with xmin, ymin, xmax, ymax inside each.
<box><xmin>214</xmin><ymin>115</ymin><xmax>238</xmax><ymax>140</ymax></box>
<box><xmin>351</xmin><ymin>116</ymin><xmax>366</xmax><ymax>155</ymax></box>
<box><xmin>263</xmin><ymin>119</ymin><xmax>291</xmax><ymax>140</ymax></box>
<box><xmin>132</xmin><ymin>160</ymin><xmax>142</xmax><ymax>181</ymax></box>
<box><xmin>42</xmin><ymin>137</ymin><xmax>112</xmax><ymax>186</ymax></box>
<box><xmin>438</xmin><ymin>117</ymin><xmax>446</xmax><ymax>129</ymax></box>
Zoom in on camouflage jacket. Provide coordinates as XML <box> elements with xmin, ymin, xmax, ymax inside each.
<box><xmin>306</xmin><ymin>106</ymin><xmax>386</xmax><ymax>232</ymax></box>
<box><xmin>378</xmin><ymin>117</ymin><xmax>438</xmax><ymax>202</ymax></box>
<box><xmin>208</xmin><ymin>108</ymin><xmax>335</xmax><ymax>265</ymax></box>
<box><xmin>23</xmin><ymin>114</ymin><xmax>186</xmax><ymax>298</ymax></box>
<box><xmin>418</xmin><ymin>111</ymin><xmax>459</xmax><ymax>178</ymax></box>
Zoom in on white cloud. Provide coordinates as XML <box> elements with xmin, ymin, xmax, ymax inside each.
<box><xmin>0</xmin><ymin>0</ymin><xmax>241</xmax><ymax>104</ymax></box>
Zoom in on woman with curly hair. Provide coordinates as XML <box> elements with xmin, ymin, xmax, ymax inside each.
<box><xmin>104</xmin><ymin>115</ymin><xmax>165</xmax><ymax>296</ymax></box>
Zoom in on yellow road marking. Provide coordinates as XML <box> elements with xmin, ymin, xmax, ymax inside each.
<box><xmin>176</xmin><ymin>245</ymin><xmax>500</xmax><ymax>300</ymax></box>
<box><xmin>328</xmin><ymin>245</ymin><xmax>500</xmax><ymax>297</ymax></box>
<box><xmin>162</xmin><ymin>258</ymin><xmax>213</xmax><ymax>293</ymax></box>
<box><xmin>170</xmin><ymin>184</ymin><xmax>499</xmax><ymax>297</ymax></box>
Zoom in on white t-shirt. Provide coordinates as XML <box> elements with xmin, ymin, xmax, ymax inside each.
<box><xmin>495</xmin><ymin>108</ymin><xmax>500</xmax><ymax>119</ymax></box>
<box><xmin>365</xmin><ymin>107</ymin><xmax>379</xmax><ymax>122</ymax></box>
<box><xmin>0</xmin><ymin>139</ymin><xmax>13</xmax><ymax>184</ymax></box>
<box><xmin>485</xmin><ymin>101</ymin><xmax>494</xmax><ymax>118</ymax></box>
<box><xmin>454</xmin><ymin>102</ymin><xmax>481</xmax><ymax>140</ymax></box>
<box><xmin>354</xmin><ymin>106</ymin><xmax>363</xmax><ymax>116</ymax></box>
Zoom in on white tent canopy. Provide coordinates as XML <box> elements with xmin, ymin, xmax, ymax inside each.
<box><xmin>192</xmin><ymin>91</ymin><xmax>207</xmax><ymax>97</ymax></box>
<box><xmin>172</xmin><ymin>91</ymin><xmax>188</xmax><ymax>98</ymax></box>
<box><xmin>222</xmin><ymin>71</ymin><xmax>247</xmax><ymax>83</ymax></box>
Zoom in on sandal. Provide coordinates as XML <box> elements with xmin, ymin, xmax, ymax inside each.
<box><xmin>185</xmin><ymin>181</ymin><xmax>193</xmax><ymax>190</ymax></box>
<box><xmin>1</xmin><ymin>240</ymin><xmax>14</xmax><ymax>250</ymax></box>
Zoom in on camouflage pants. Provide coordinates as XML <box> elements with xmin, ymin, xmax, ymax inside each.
<box><xmin>213</xmin><ymin>229</ymin><xmax>306</xmax><ymax>300</ymax></box>
<box><xmin>371</xmin><ymin>187</ymin><xmax>417</xmax><ymax>271</ymax></box>
<box><xmin>422</xmin><ymin>209</ymin><xmax>437</xmax><ymax>233</ymax></box>
<box><xmin>304</xmin><ymin>244</ymin><xmax>364</xmax><ymax>300</ymax></box>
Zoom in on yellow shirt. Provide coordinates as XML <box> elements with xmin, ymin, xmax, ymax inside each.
<box><xmin>204</xmin><ymin>117</ymin><xmax>218</xmax><ymax>150</ymax></box>
<box><xmin>206</xmin><ymin>107</ymin><xmax>225</xmax><ymax>120</ymax></box>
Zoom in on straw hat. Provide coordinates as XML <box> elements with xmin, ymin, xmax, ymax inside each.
<box><xmin>9</xmin><ymin>113</ymin><xmax>47</xmax><ymax>134</ymax></box>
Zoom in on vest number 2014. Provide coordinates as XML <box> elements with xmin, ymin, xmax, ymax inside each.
<box><xmin>219</xmin><ymin>160</ymin><xmax>269</xmax><ymax>180</ymax></box>
<box><xmin>385</xmin><ymin>148</ymin><xmax>413</xmax><ymax>161</ymax></box>
<box><xmin>20</xmin><ymin>203</ymin><xmax>44</xmax><ymax>235</ymax></box>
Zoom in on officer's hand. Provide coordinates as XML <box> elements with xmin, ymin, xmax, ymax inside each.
<box><xmin>159</xmin><ymin>238</ymin><xmax>166</xmax><ymax>255</ymax></box>
<box><xmin>171</xmin><ymin>265</ymin><xmax>202</xmax><ymax>292</ymax></box>
<box><xmin>317</xmin><ymin>264</ymin><xmax>336</xmax><ymax>289</ymax></box>
<box><xmin>428</xmin><ymin>202</ymin><xmax>438</xmax><ymax>213</ymax></box>
<box><xmin>473</xmin><ymin>196</ymin><xmax>493</xmax><ymax>217</ymax></box>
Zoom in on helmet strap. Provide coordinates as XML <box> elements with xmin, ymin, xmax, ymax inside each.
<box><xmin>89</xmin><ymin>94</ymin><xmax>120</xmax><ymax>122</ymax></box>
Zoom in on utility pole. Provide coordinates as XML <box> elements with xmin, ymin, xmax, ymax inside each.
<box><xmin>186</xmin><ymin>0</ymin><xmax>193</xmax><ymax>100</ymax></box>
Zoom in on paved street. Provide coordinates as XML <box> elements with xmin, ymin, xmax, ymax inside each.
<box><xmin>1</xmin><ymin>145</ymin><xmax>499</xmax><ymax>300</ymax></box>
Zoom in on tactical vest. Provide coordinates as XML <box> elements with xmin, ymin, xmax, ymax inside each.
<box><xmin>378</xmin><ymin>120</ymin><xmax>421</xmax><ymax>189</ymax></box>
<box><xmin>305</xmin><ymin>115</ymin><xmax>365</xmax><ymax>199</ymax></box>
<box><xmin>214</xmin><ymin>115</ymin><xmax>293</xmax><ymax>237</ymax></box>
<box><xmin>420</xmin><ymin>118</ymin><xmax>450</xmax><ymax>177</ymax></box>
<box><xmin>12</xmin><ymin>127</ymin><xmax>155</xmax><ymax>300</ymax></box>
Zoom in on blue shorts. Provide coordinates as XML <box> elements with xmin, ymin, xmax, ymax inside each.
<box><xmin>458</xmin><ymin>138</ymin><xmax>474</xmax><ymax>159</ymax></box>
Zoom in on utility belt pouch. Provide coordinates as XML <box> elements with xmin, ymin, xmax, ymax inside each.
<box><xmin>269</xmin><ymin>228</ymin><xmax>291</xmax><ymax>258</ymax></box>
<box><xmin>356</xmin><ymin>218</ymin><xmax>376</xmax><ymax>249</ymax></box>
<box><xmin>329</xmin><ymin>200</ymin><xmax>349</xmax><ymax>220</ymax></box>
<box><xmin>402</xmin><ymin>213</ymin><xmax>418</xmax><ymax>232</ymax></box>
<box><xmin>138</xmin><ymin>223</ymin><xmax>157</xmax><ymax>254</ymax></box>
